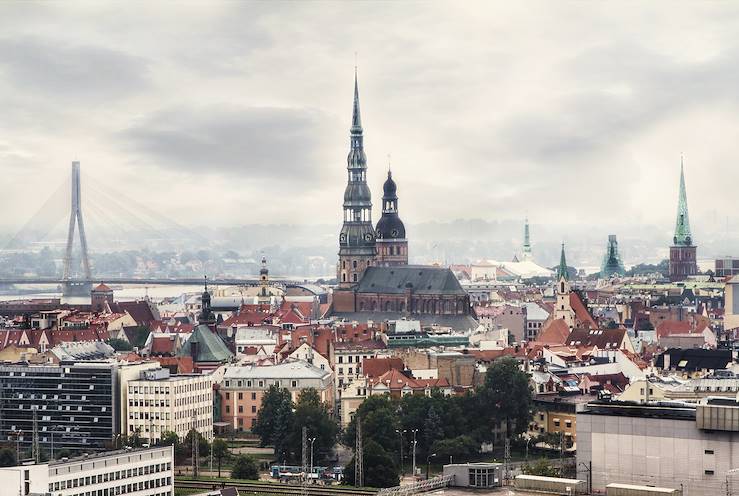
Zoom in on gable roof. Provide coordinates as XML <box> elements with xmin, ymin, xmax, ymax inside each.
<box><xmin>178</xmin><ymin>325</ymin><xmax>233</xmax><ymax>363</ymax></box>
<box><xmin>355</xmin><ymin>265</ymin><xmax>466</xmax><ymax>295</ymax></box>
<box><xmin>570</xmin><ymin>292</ymin><xmax>597</xmax><ymax>328</ymax></box>
<box><xmin>536</xmin><ymin>318</ymin><xmax>571</xmax><ymax>345</ymax></box>
<box><xmin>656</xmin><ymin>319</ymin><xmax>710</xmax><ymax>338</ymax></box>
<box><xmin>111</xmin><ymin>301</ymin><xmax>156</xmax><ymax>325</ymax></box>
<box><xmin>362</xmin><ymin>357</ymin><xmax>403</xmax><ymax>378</ymax></box>
<box><xmin>656</xmin><ymin>348</ymin><xmax>732</xmax><ymax>372</ymax></box>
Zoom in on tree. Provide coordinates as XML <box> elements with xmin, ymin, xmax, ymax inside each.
<box><xmin>0</xmin><ymin>448</ymin><xmax>16</xmax><ymax>467</ymax></box>
<box><xmin>231</xmin><ymin>454</ymin><xmax>259</xmax><ymax>480</ymax></box>
<box><xmin>423</xmin><ymin>406</ymin><xmax>442</xmax><ymax>454</ymax></box>
<box><xmin>430</xmin><ymin>435</ymin><xmax>477</xmax><ymax>463</ymax></box>
<box><xmin>211</xmin><ymin>439</ymin><xmax>230</xmax><ymax>477</ymax></box>
<box><xmin>522</xmin><ymin>459</ymin><xmax>559</xmax><ymax>477</ymax></box>
<box><xmin>106</xmin><ymin>338</ymin><xmax>133</xmax><ymax>351</ymax></box>
<box><xmin>253</xmin><ymin>385</ymin><xmax>294</xmax><ymax>457</ymax></box>
<box><xmin>343</xmin><ymin>439</ymin><xmax>399</xmax><ymax>488</ymax></box>
<box><xmin>479</xmin><ymin>357</ymin><xmax>533</xmax><ymax>438</ymax></box>
<box><xmin>287</xmin><ymin>388</ymin><xmax>338</xmax><ymax>463</ymax></box>
<box><xmin>183</xmin><ymin>430</ymin><xmax>210</xmax><ymax>460</ymax></box>
<box><xmin>160</xmin><ymin>431</ymin><xmax>179</xmax><ymax>446</ymax></box>
<box><xmin>343</xmin><ymin>395</ymin><xmax>399</xmax><ymax>453</ymax></box>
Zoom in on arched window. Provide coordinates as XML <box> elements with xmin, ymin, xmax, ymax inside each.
<box><xmin>353</xmin><ymin>260</ymin><xmax>358</xmax><ymax>269</ymax></box>
<box><xmin>342</xmin><ymin>273</ymin><xmax>346</xmax><ymax>282</ymax></box>
<box><xmin>560</xmin><ymin>282</ymin><xmax>565</xmax><ymax>293</ymax></box>
<box><xmin>353</xmin><ymin>273</ymin><xmax>357</xmax><ymax>282</ymax></box>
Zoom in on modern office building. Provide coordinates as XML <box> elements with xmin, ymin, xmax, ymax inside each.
<box><xmin>0</xmin><ymin>361</ymin><xmax>157</xmax><ymax>454</ymax></box>
<box><xmin>126</xmin><ymin>368</ymin><xmax>213</xmax><ymax>443</ymax></box>
<box><xmin>577</xmin><ymin>398</ymin><xmax>739</xmax><ymax>495</ymax></box>
<box><xmin>0</xmin><ymin>445</ymin><xmax>174</xmax><ymax>496</ymax></box>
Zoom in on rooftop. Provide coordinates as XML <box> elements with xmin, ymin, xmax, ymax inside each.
<box><xmin>223</xmin><ymin>359</ymin><xmax>330</xmax><ymax>381</ymax></box>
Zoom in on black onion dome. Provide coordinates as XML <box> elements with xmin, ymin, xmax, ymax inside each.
<box><xmin>383</xmin><ymin>171</ymin><xmax>397</xmax><ymax>198</ymax></box>
<box><xmin>376</xmin><ymin>213</ymin><xmax>406</xmax><ymax>239</ymax></box>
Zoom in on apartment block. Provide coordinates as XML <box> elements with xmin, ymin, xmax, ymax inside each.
<box><xmin>220</xmin><ymin>360</ymin><xmax>333</xmax><ymax>431</ymax></box>
<box><xmin>126</xmin><ymin>368</ymin><xmax>213</xmax><ymax>443</ymax></box>
<box><xmin>0</xmin><ymin>445</ymin><xmax>174</xmax><ymax>496</ymax></box>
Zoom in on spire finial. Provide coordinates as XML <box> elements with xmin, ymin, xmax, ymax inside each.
<box><xmin>387</xmin><ymin>153</ymin><xmax>392</xmax><ymax>176</ymax></box>
<box><xmin>351</xmin><ymin>64</ymin><xmax>362</xmax><ymax>132</ymax></box>
<box><xmin>204</xmin><ymin>274</ymin><xmax>208</xmax><ymax>292</ymax></box>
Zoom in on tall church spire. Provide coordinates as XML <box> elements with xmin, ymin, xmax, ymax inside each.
<box><xmin>556</xmin><ymin>243</ymin><xmax>569</xmax><ymax>281</ymax></box>
<box><xmin>673</xmin><ymin>157</ymin><xmax>693</xmax><ymax>246</ymax></box>
<box><xmin>338</xmin><ymin>68</ymin><xmax>376</xmax><ymax>287</ymax></box>
<box><xmin>351</xmin><ymin>67</ymin><xmax>362</xmax><ymax>133</ymax></box>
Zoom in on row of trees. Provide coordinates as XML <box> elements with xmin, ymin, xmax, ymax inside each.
<box><xmin>343</xmin><ymin>357</ymin><xmax>533</xmax><ymax>487</ymax></box>
<box><xmin>250</xmin><ymin>357</ymin><xmax>532</xmax><ymax>489</ymax></box>
<box><xmin>253</xmin><ymin>387</ymin><xmax>338</xmax><ymax>464</ymax></box>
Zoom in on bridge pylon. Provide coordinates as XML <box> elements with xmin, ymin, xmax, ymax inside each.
<box><xmin>62</xmin><ymin>162</ymin><xmax>92</xmax><ymax>296</ymax></box>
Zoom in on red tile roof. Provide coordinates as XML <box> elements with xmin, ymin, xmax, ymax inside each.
<box><xmin>150</xmin><ymin>336</ymin><xmax>177</xmax><ymax>355</ymax></box>
<box><xmin>536</xmin><ymin>318</ymin><xmax>570</xmax><ymax>345</ymax></box>
<box><xmin>362</xmin><ymin>357</ymin><xmax>403</xmax><ymax>378</ymax></box>
<box><xmin>570</xmin><ymin>292</ymin><xmax>597</xmax><ymax>328</ymax></box>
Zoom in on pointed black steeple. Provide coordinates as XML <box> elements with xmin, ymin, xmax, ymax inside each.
<box><xmin>338</xmin><ymin>68</ymin><xmax>377</xmax><ymax>287</ymax></box>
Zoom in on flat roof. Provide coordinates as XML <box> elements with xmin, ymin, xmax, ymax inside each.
<box><xmin>606</xmin><ymin>483</ymin><xmax>679</xmax><ymax>493</ymax></box>
<box><xmin>579</xmin><ymin>400</ymin><xmax>696</xmax><ymax>421</ymax></box>
<box><xmin>49</xmin><ymin>445</ymin><xmax>170</xmax><ymax>466</ymax></box>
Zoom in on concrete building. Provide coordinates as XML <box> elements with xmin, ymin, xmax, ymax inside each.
<box><xmin>577</xmin><ymin>399</ymin><xmax>739</xmax><ymax>495</ymax></box>
<box><xmin>442</xmin><ymin>462</ymin><xmax>503</xmax><ymax>489</ymax></box>
<box><xmin>126</xmin><ymin>368</ymin><xmax>213</xmax><ymax>443</ymax></box>
<box><xmin>220</xmin><ymin>360</ymin><xmax>334</xmax><ymax>431</ymax></box>
<box><xmin>725</xmin><ymin>276</ymin><xmax>739</xmax><ymax>332</ymax></box>
<box><xmin>0</xmin><ymin>445</ymin><xmax>174</xmax><ymax>496</ymax></box>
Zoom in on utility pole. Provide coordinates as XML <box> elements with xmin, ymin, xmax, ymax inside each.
<box><xmin>395</xmin><ymin>429</ymin><xmax>406</xmax><ymax>476</ymax></box>
<box><xmin>504</xmin><ymin>437</ymin><xmax>511</xmax><ymax>481</ymax></box>
<box><xmin>32</xmin><ymin>408</ymin><xmax>40</xmax><ymax>463</ymax></box>
<box><xmin>301</xmin><ymin>426</ymin><xmax>308</xmax><ymax>476</ymax></box>
<box><xmin>191</xmin><ymin>414</ymin><xmax>199</xmax><ymax>478</ymax></box>
<box><xmin>411</xmin><ymin>429</ymin><xmax>418</xmax><ymax>477</ymax></box>
<box><xmin>355</xmin><ymin>417</ymin><xmax>363</xmax><ymax>487</ymax></box>
<box><xmin>309</xmin><ymin>437</ymin><xmax>316</xmax><ymax>475</ymax></box>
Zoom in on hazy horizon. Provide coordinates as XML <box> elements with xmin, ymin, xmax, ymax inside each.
<box><xmin>2</xmin><ymin>2</ymin><xmax>739</xmax><ymax>249</ymax></box>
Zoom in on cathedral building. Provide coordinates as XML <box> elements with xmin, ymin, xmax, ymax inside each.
<box><xmin>668</xmin><ymin>160</ymin><xmax>698</xmax><ymax>282</ymax></box>
<box><xmin>332</xmin><ymin>72</ymin><xmax>473</xmax><ymax>330</ymax></box>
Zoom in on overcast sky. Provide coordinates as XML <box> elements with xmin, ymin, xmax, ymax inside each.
<box><xmin>1</xmin><ymin>1</ymin><xmax>738</xmax><ymax>242</ymax></box>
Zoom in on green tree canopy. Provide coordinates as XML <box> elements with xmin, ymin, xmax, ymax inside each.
<box><xmin>106</xmin><ymin>338</ymin><xmax>133</xmax><ymax>351</ymax></box>
<box><xmin>183</xmin><ymin>429</ymin><xmax>210</xmax><ymax>459</ymax></box>
<box><xmin>479</xmin><ymin>357</ymin><xmax>533</xmax><ymax>438</ymax></box>
<box><xmin>210</xmin><ymin>439</ymin><xmax>230</xmax><ymax>478</ymax></box>
<box><xmin>343</xmin><ymin>439</ymin><xmax>399</xmax><ymax>488</ymax></box>
<box><xmin>288</xmin><ymin>388</ymin><xmax>338</xmax><ymax>463</ymax></box>
<box><xmin>253</xmin><ymin>385</ymin><xmax>294</xmax><ymax>459</ymax></box>
<box><xmin>343</xmin><ymin>395</ymin><xmax>399</xmax><ymax>453</ymax></box>
<box><xmin>0</xmin><ymin>447</ymin><xmax>17</xmax><ymax>467</ymax></box>
<box><xmin>522</xmin><ymin>459</ymin><xmax>560</xmax><ymax>477</ymax></box>
<box><xmin>231</xmin><ymin>454</ymin><xmax>259</xmax><ymax>480</ymax></box>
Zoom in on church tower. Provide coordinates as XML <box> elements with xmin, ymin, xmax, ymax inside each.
<box><xmin>258</xmin><ymin>256</ymin><xmax>271</xmax><ymax>304</ymax></box>
<box><xmin>669</xmin><ymin>159</ymin><xmax>698</xmax><ymax>282</ymax></box>
<box><xmin>337</xmin><ymin>70</ymin><xmax>376</xmax><ymax>287</ymax></box>
<box><xmin>375</xmin><ymin>169</ymin><xmax>408</xmax><ymax>266</ymax></box>
<box><xmin>553</xmin><ymin>243</ymin><xmax>575</xmax><ymax>328</ymax></box>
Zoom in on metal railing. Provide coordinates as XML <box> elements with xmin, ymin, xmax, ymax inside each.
<box><xmin>376</xmin><ymin>475</ymin><xmax>453</xmax><ymax>496</ymax></box>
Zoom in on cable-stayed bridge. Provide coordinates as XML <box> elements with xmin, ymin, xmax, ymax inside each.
<box><xmin>1</xmin><ymin>162</ymin><xmax>308</xmax><ymax>295</ymax></box>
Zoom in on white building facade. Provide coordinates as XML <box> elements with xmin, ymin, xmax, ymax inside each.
<box><xmin>127</xmin><ymin>369</ymin><xmax>213</xmax><ymax>443</ymax></box>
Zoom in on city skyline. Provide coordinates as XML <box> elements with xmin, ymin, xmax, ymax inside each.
<box><xmin>1</xmin><ymin>2</ymin><xmax>739</xmax><ymax>238</ymax></box>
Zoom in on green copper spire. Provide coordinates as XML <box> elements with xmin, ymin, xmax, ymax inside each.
<box><xmin>556</xmin><ymin>242</ymin><xmax>569</xmax><ymax>280</ymax></box>
<box><xmin>673</xmin><ymin>157</ymin><xmax>693</xmax><ymax>246</ymax></box>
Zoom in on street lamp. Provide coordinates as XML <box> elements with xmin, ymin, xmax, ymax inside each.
<box><xmin>426</xmin><ymin>453</ymin><xmax>437</xmax><ymax>480</ymax></box>
<box><xmin>395</xmin><ymin>429</ymin><xmax>406</xmax><ymax>475</ymax></box>
<box><xmin>309</xmin><ymin>437</ymin><xmax>317</xmax><ymax>475</ymax></box>
<box><xmin>410</xmin><ymin>429</ymin><xmax>418</xmax><ymax>477</ymax></box>
<box><xmin>525</xmin><ymin>436</ymin><xmax>532</xmax><ymax>461</ymax></box>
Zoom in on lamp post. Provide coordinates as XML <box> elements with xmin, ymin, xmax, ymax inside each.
<box><xmin>395</xmin><ymin>429</ymin><xmax>406</xmax><ymax>475</ymax></box>
<box><xmin>426</xmin><ymin>453</ymin><xmax>436</xmax><ymax>480</ymax></box>
<box><xmin>309</xmin><ymin>437</ymin><xmax>316</xmax><ymax>475</ymax></box>
<box><xmin>410</xmin><ymin>429</ymin><xmax>418</xmax><ymax>477</ymax></box>
<box><xmin>526</xmin><ymin>436</ymin><xmax>531</xmax><ymax>461</ymax></box>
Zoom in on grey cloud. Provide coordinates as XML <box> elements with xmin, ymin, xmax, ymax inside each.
<box><xmin>121</xmin><ymin>105</ymin><xmax>338</xmax><ymax>187</ymax></box>
<box><xmin>0</xmin><ymin>37</ymin><xmax>150</xmax><ymax>101</ymax></box>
